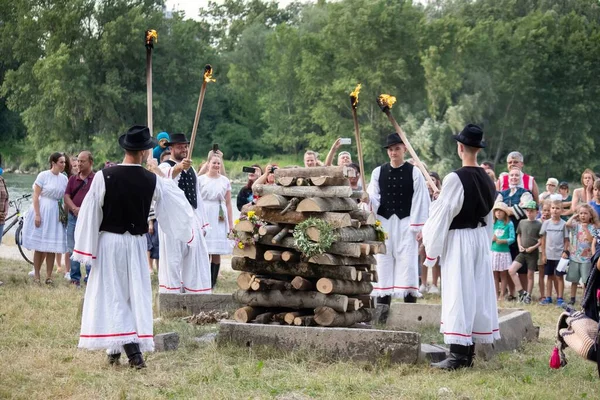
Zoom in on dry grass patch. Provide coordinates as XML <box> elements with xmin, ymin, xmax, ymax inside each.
<box><xmin>0</xmin><ymin>258</ymin><xmax>599</xmax><ymax>399</ymax></box>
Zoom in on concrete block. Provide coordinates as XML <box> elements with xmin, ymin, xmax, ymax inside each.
<box><xmin>386</xmin><ymin>303</ymin><xmax>441</xmax><ymax>329</ymax></box>
<box><xmin>154</xmin><ymin>332</ymin><xmax>179</xmax><ymax>351</ymax></box>
<box><xmin>473</xmin><ymin>309</ymin><xmax>540</xmax><ymax>359</ymax></box>
<box><xmin>158</xmin><ymin>293</ymin><xmax>238</xmax><ymax>316</ymax></box>
<box><xmin>420</xmin><ymin>343</ymin><xmax>448</xmax><ymax>363</ymax></box>
<box><xmin>386</xmin><ymin>303</ymin><xmax>539</xmax><ymax>358</ymax></box>
<box><xmin>493</xmin><ymin>309</ymin><xmax>539</xmax><ymax>352</ymax></box>
<box><xmin>218</xmin><ymin>321</ymin><xmax>421</xmax><ymax>364</ymax></box>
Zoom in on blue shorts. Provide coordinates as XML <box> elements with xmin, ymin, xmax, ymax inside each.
<box><xmin>544</xmin><ymin>259</ymin><xmax>559</xmax><ymax>276</ymax></box>
<box><xmin>146</xmin><ymin>220</ymin><xmax>159</xmax><ymax>260</ymax></box>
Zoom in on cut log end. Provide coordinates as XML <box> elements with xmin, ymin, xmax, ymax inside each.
<box><xmin>234</xmin><ymin>306</ymin><xmax>265</xmax><ymax>323</ymax></box>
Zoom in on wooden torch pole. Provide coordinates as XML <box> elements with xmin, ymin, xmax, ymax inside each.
<box><xmin>189</xmin><ymin>65</ymin><xmax>213</xmax><ymax>157</ymax></box>
<box><xmin>145</xmin><ymin>29</ymin><xmax>157</xmax><ymax>163</ymax></box>
<box><xmin>383</xmin><ymin>108</ymin><xmax>438</xmax><ymax>194</ymax></box>
<box><xmin>350</xmin><ymin>86</ymin><xmax>367</xmax><ymax>197</ymax></box>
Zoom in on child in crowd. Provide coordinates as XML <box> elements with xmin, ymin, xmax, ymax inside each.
<box><xmin>491</xmin><ymin>202</ymin><xmax>515</xmax><ymax>301</ymax></box>
<box><xmin>539</xmin><ymin>200</ymin><xmax>569</xmax><ymax>305</ymax></box>
<box><xmin>589</xmin><ymin>179</ymin><xmax>600</xmax><ymax>218</ymax></box>
<box><xmin>153</xmin><ymin>132</ymin><xmax>170</xmax><ymax>162</ymax></box>
<box><xmin>565</xmin><ymin>204</ymin><xmax>598</xmax><ymax>305</ymax></box>
<box><xmin>507</xmin><ymin>200</ymin><xmax>542</xmax><ymax>304</ymax></box>
<box><xmin>537</xmin><ymin>200</ymin><xmax>551</xmax><ymax>301</ymax></box>
<box><xmin>559</xmin><ymin>181</ymin><xmax>572</xmax><ymax>221</ymax></box>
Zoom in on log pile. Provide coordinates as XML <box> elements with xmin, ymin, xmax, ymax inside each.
<box><xmin>230</xmin><ymin>166</ymin><xmax>384</xmax><ymax>327</ymax></box>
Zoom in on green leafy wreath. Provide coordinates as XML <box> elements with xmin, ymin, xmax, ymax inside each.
<box><xmin>292</xmin><ymin>217</ymin><xmax>337</xmax><ymax>258</ymax></box>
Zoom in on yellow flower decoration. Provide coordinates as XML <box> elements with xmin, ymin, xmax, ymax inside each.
<box><xmin>375</xmin><ymin>220</ymin><xmax>381</xmax><ymax>227</ymax></box>
<box><xmin>238</xmin><ymin>242</ymin><xmax>245</xmax><ymax>249</ymax></box>
<box><xmin>234</xmin><ymin>219</ymin><xmax>240</xmax><ymax>225</ymax></box>
<box><xmin>247</xmin><ymin>211</ymin><xmax>256</xmax><ymax>219</ymax></box>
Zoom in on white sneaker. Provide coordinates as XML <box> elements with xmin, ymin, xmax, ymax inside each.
<box><xmin>429</xmin><ymin>285</ymin><xmax>440</xmax><ymax>294</ymax></box>
<box><xmin>419</xmin><ymin>284</ymin><xmax>428</xmax><ymax>294</ymax></box>
<box><xmin>64</xmin><ymin>272</ymin><xmax>71</xmax><ymax>280</ymax></box>
<box><xmin>28</xmin><ymin>270</ymin><xmax>35</xmax><ymax>277</ymax></box>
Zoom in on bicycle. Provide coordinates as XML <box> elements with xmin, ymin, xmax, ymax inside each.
<box><xmin>2</xmin><ymin>193</ymin><xmax>33</xmax><ymax>264</ymax></box>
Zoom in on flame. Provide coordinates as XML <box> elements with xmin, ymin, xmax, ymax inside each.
<box><xmin>350</xmin><ymin>83</ymin><xmax>361</xmax><ymax>107</ymax></box>
<box><xmin>378</xmin><ymin>94</ymin><xmax>396</xmax><ymax>109</ymax></box>
<box><xmin>145</xmin><ymin>29</ymin><xmax>158</xmax><ymax>48</ymax></box>
<box><xmin>203</xmin><ymin>64</ymin><xmax>216</xmax><ymax>83</ymax></box>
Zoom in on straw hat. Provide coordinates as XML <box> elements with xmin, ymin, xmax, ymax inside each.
<box><xmin>492</xmin><ymin>202</ymin><xmax>510</xmax><ymax>214</ymax></box>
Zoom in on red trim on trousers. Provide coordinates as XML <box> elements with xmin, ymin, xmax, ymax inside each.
<box><xmin>373</xmin><ymin>286</ymin><xmax>418</xmax><ymax>290</ymax></box>
<box><xmin>159</xmin><ymin>284</ymin><xmax>181</xmax><ymax>290</ymax></box>
<box><xmin>80</xmin><ymin>332</ymin><xmax>153</xmax><ymax>338</ymax></box>
<box><xmin>183</xmin><ymin>287</ymin><xmax>212</xmax><ymax>293</ymax></box>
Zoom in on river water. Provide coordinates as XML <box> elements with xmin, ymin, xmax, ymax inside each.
<box><xmin>2</xmin><ymin>172</ymin><xmax>243</xmax><ymax>235</ymax></box>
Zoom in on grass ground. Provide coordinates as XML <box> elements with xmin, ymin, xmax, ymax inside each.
<box><xmin>0</xmin><ymin>257</ymin><xmax>598</xmax><ymax>400</ymax></box>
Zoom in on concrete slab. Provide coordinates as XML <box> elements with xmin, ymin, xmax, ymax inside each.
<box><xmin>420</xmin><ymin>343</ymin><xmax>449</xmax><ymax>363</ymax></box>
<box><xmin>158</xmin><ymin>293</ymin><xmax>238</xmax><ymax>316</ymax></box>
<box><xmin>154</xmin><ymin>332</ymin><xmax>179</xmax><ymax>351</ymax></box>
<box><xmin>386</xmin><ymin>303</ymin><xmax>539</xmax><ymax>357</ymax></box>
<box><xmin>386</xmin><ymin>303</ymin><xmax>440</xmax><ymax>329</ymax></box>
<box><xmin>218</xmin><ymin>320</ymin><xmax>421</xmax><ymax>364</ymax></box>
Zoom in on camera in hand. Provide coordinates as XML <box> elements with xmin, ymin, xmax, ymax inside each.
<box><xmin>242</xmin><ymin>166</ymin><xmax>256</xmax><ymax>173</ymax></box>
<box><xmin>212</xmin><ymin>143</ymin><xmax>219</xmax><ymax>152</ymax></box>
<box><xmin>270</xmin><ymin>166</ymin><xmax>278</xmax><ymax>173</ymax></box>
<box><xmin>340</xmin><ymin>138</ymin><xmax>351</xmax><ymax>145</ymax></box>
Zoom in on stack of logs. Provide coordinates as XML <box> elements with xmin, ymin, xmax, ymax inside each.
<box><xmin>231</xmin><ymin>166</ymin><xmax>384</xmax><ymax>327</ymax></box>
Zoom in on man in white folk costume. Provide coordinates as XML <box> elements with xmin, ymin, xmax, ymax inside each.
<box><xmin>72</xmin><ymin>126</ymin><xmax>197</xmax><ymax>368</ymax></box>
<box><xmin>158</xmin><ymin>133</ymin><xmax>212</xmax><ymax>293</ymax></box>
<box><xmin>422</xmin><ymin>124</ymin><xmax>499</xmax><ymax>370</ymax></box>
<box><xmin>367</xmin><ymin>133</ymin><xmax>430</xmax><ymax>307</ymax></box>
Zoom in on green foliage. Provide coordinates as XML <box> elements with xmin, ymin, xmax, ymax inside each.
<box><xmin>293</xmin><ymin>217</ymin><xmax>337</xmax><ymax>258</ymax></box>
<box><xmin>1</xmin><ymin>0</ymin><xmax>600</xmax><ymax>182</ymax></box>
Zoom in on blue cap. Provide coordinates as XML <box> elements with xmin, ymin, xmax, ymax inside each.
<box><xmin>0</xmin><ymin>167</ymin><xmax>3</xmax><ymax>175</ymax></box>
<box><xmin>157</xmin><ymin>132</ymin><xmax>170</xmax><ymax>141</ymax></box>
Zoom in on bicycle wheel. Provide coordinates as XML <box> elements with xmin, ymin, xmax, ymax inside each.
<box><xmin>15</xmin><ymin>223</ymin><xmax>33</xmax><ymax>265</ymax></box>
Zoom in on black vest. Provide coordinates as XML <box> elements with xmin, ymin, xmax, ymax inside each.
<box><xmin>99</xmin><ymin>166</ymin><xmax>156</xmax><ymax>235</ymax></box>
<box><xmin>449</xmin><ymin>167</ymin><xmax>496</xmax><ymax>230</ymax></box>
<box><xmin>164</xmin><ymin>160</ymin><xmax>197</xmax><ymax>209</ymax></box>
<box><xmin>377</xmin><ymin>162</ymin><xmax>414</xmax><ymax>220</ymax></box>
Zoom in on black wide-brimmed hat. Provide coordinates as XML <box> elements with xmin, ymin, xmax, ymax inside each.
<box><xmin>453</xmin><ymin>124</ymin><xmax>485</xmax><ymax>148</ymax></box>
<box><xmin>383</xmin><ymin>133</ymin><xmax>404</xmax><ymax>149</ymax></box>
<box><xmin>118</xmin><ymin>125</ymin><xmax>157</xmax><ymax>151</ymax></box>
<box><xmin>166</xmin><ymin>133</ymin><xmax>190</xmax><ymax>146</ymax></box>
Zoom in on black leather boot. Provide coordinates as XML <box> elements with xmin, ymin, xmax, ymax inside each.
<box><xmin>378</xmin><ymin>295</ymin><xmax>391</xmax><ymax>306</ymax></box>
<box><xmin>404</xmin><ymin>293</ymin><xmax>417</xmax><ymax>303</ymax></box>
<box><xmin>468</xmin><ymin>344</ymin><xmax>476</xmax><ymax>367</ymax></box>
<box><xmin>431</xmin><ymin>344</ymin><xmax>472</xmax><ymax>370</ymax></box>
<box><xmin>123</xmin><ymin>343</ymin><xmax>146</xmax><ymax>369</ymax></box>
<box><xmin>107</xmin><ymin>352</ymin><xmax>121</xmax><ymax>366</ymax></box>
<box><xmin>211</xmin><ymin>263</ymin><xmax>220</xmax><ymax>288</ymax></box>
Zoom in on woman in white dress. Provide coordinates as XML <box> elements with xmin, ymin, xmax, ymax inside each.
<box><xmin>23</xmin><ymin>152</ymin><xmax>68</xmax><ymax>284</ymax></box>
<box><xmin>198</xmin><ymin>154</ymin><xmax>233</xmax><ymax>287</ymax></box>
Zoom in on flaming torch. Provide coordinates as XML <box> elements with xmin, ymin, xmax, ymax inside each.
<box><xmin>189</xmin><ymin>64</ymin><xmax>216</xmax><ymax>156</ymax></box>
<box><xmin>349</xmin><ymin>84</ymin><xmax>367</xmax><ymax>196</ymax></box>
<box><xmin>377</xmin><ymin>94</ymin><xmax>438</xmax><ymax>194</ymax></box>
<box><xmin>145</xmin><ymin>29</ymin><xmax>158</xmax><ymax>140</ymax></box>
